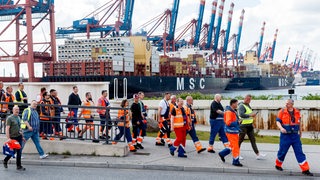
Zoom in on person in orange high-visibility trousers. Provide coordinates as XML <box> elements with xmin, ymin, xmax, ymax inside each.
<box><xmin>169</xmin><ymin>98</ymin><xmax>190</xmax><ymax>158</ymax></box>
<box><xmin>113</xmin><ymin>99</ymin><xmax>136</xmax><ymax>152</ymax></box>
<box><xmin>78</xmin><ymin>92</ymin><xmax>98</xmax><ymax>142</ymax></box>
<box><xmin>185</xmin><ymin>96</ymin><xmax>206</xmax><ymax>153</ymax></box>
<box><xmin>155</xmin><ymin>92</ymin><xmax>173</xmax><ymax>147</ymax></box>
<box><xmin>275</xmin><ymin>99</ymin><xmax>313</xmax><ymax>176</ymax></box>
<box><xmin>156</xmin><ymin>95</ymin><xmax>176</xmax><ymax>147</ymax></box>
<box><xmin>218</xmin><ymin>99</ymin><xmax>242</xmax><ymax>167</ymax></box>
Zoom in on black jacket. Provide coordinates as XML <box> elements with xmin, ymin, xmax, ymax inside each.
<box><xmin>68</xmin><ymin>93</ymin><xmax>81</xmax><ymax>106</ymax></box>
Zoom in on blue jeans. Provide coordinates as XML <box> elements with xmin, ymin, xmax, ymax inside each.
<box><xmin>141</xmin><ymin>119</ymin><xmax>147</xmax><ymax>137</ymax></box>
<box><xmin>53</xmin><ymin>113</ymin><xmax>62</xmax><ymax>133</ymax></box>
<box><xmin>114</xmin><ymin>126</ymin><xmax>132</xmax><ymax>142</ymax></box>
<box><xmin>23</xmin><ymin>130</ymin><xmax>45</xmax><ymax>156</ymax></box>
<box><xmin>71</xmin><ymin>108</ymin><xmax>78</xmax><ymax>126</ymax></box>
<box><xmin>209</xmin><ymin>119</ymin><xmax>228</xmax><ymax>145</ymax></box>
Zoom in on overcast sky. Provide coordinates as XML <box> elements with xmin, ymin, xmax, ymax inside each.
<box><xmin>0</xmin><ymin>0</ymin><xmax>319</xmax><ymax>77</ymax></box>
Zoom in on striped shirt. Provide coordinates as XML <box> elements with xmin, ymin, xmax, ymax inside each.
<box><xmin>22</xmin><ymin>107</ymin><xmax>40</xmax><ymax>131</ymax></box>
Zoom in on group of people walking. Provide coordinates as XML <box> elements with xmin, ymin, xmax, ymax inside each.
<box><xmin>155</xmin><ymin>92</ymin><xmax>313</xmax><ymax>176</ymax></box>
<box><xmin>0</xmin><ymin>81</ymin><xmax>314</xmax><ymax>176</ymax></box>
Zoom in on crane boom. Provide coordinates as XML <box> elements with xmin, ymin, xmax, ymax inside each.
<box><xmin>121</xmin><ymin>0</ymin><xmax>135</xmax><ymax>34</ymax></box>
<box><xmin>205</xmin><ymin>0</ymin><xmax>218</xmax><ymax>49</ymax></box>
<box><xmin>285</xmin><ymin>47</ymin><xmax>290</xmax><ymax>64</ymax></box>
<box><xmin>270</xmin><ymin>29</ymin><xmax>278</xmax><ymax>60</ymax></box>
<box><xmin>213</xmin><ymin>0</ymin><xmax>225</xmax><ymax>52</ymax></box>
<box><xmin>168</xmin><ymin>0</ymin><xmax>180</xmax><ymax>40</ymax></box>
<box><xmin>235</xmin><ymin>9</ymin><xmax>244</xmax><ymax>56</ymax></box>
<box><xmin>257</xmin><ymin>21</ymin><xmax>266</xmax><ymax>62</ymax></box>
<box><xmin>193</xmin><ymin>0</ymin><xmax>206</xmax><ymax>46</ymax></box>
<box><xmin>223</xmin><ymin>2</ymin><xmax>234</xmax><ymax>53</ymax></box>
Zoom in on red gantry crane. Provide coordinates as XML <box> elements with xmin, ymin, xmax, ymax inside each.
<box><xmin>0</xmin><ymin>0</ymin><xmax>56</xmax><ymax>82</ymax></box>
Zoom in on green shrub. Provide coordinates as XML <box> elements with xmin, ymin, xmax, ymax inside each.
<box><xmin>144</xmin><ymin>93</ymin><xmax>284</xmax><ymax>100</ymax></box>
<box><xmin>302</xmin><ymin>93</ymin><xmax>320</xmax><ymax>100</ymax></box>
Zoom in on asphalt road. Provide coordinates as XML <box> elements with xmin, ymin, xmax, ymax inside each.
<box><xmin>0</xmin><ymin>165</ymin><xmax>316</xmax><ymax>180</ymax></box>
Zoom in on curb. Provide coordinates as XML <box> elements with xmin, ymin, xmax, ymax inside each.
<box><xmin>8</xmin><ymin>159</ymin><xmax>319</xmax><ymax>177</ymax></box>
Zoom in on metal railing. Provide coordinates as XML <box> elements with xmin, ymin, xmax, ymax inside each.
<box><xmin>0</xmin><ymin>102</ymin><xmax>129</xmax><ymax>144</ymax></box>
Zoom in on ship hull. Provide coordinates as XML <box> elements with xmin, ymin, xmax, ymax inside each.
<box><xmin>225</xmin><ymin>76</ymin><xmax>294</xmax><ymax>90</ymax></box>
<box><xmin>306</xmin><ymin>79</ymin><xmax>320</xmax><ymax>86</ymax></box>
<box><xmin>42</xmin><ymin>76</ymin><xmax>230</xmax><ymax>98</ymax></box>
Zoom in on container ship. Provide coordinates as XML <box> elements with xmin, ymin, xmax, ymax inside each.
<box><xmin>301</xmin><ymin>71</ymin><xmax>320</xmax><ymax>86</ymax></box>
<box><xmin>225</xmin><ymin>50</ymin><xmax>295</xmax><ymax>90</ymax></box>
<box><xmin>42</xmin><ymin>36</ymin><xmax>231</xmax><ymax>98</ymax></box>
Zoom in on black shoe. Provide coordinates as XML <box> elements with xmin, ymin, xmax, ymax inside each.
<box><xmin>3</xmin><ymin>160</ymin><xmax>8</xmax><ymax>168</ymax></box>
<box><xmin>208</xmin><ymin>149</ymin><xmax>215</xmax><ymax>153</ymax></box>
<box><xmin>130</xmin><ymin>149</ymin><xmax>137</xmax><ymax>152</ymax></box>
<box><xmin>168</xmin><ymin>144</ymin><xmax>173</xmax><ymax>148</ymax></box>
<box><xmin>233</xmin><ymin>163</ymin><xmax>243</xmax><ymax>167</ymax></box>
<box><xmin>275</xmin><ymin>165</ymin><xmax>283</xmax><ymax>171</ymax></box>
<box><xmin>103</xmin><ymin>134</ymin><xmax>111</xmax><ymax>139</ymax></box>
<box><xmin>302</xmin><ymin>170</ymin><xmax>313</xmax><ymax>176</ymax></box>
<box><xmin>136</xmin><ymin>143</ymin><xmax>144</xmax><ymax>149</ymax></box>
<box><xmin>92</xmin><ymin>139</ymin><xmax>100</xmax><ymax>143</ymax></box>
<box><xmin>219</xmin><ymin>154</ymin><xmax>225</xmax><ymax>163</ymax></box>
<box><xmin>17</xmin><ymin>166</ymin><xmax>26</xmax><ymax>171</ymax></box>
<box><xmin>197</xmin><ymin>148</ymin><xmax>206</xmax><ymax>154</ymax></box>
<box><xmin>99</xmin><ymin>136</ymin><xmax>106</xmax><ymax>139</ymax></box>
<box><xmin>67</xmin><ymin>130</ymin><xmax>75</xmax><ymax>133</ymax></box>
<box><xmin>59</xmin><ymin>136</ymin><xmax>67</xmax><ymax>140</ymax></box>
<box><xmin>161</xmin><ymin>139</ymin><xmax>165</xmax><ymax>144</ymax></box>
<box><xmin>155</xmin><ymin>142</ymin><xmax>165</xmax><ymax>146</ymax></box>
<box><xmin>134</xmin><ymin>145</ymin><xmax>139</xmax><ymax>149</ymax></box>
<box><xmin>178</xmin><ymin>154</ymin><xmax>187</xmax><ymax>158</ymax></box>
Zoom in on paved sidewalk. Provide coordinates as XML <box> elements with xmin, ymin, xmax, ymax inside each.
<box><xmin>5</xmin><ymin>136</ymin><xmax>320</xmax><ymax>177</ymax></box>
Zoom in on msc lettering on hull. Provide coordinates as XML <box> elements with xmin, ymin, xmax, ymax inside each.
<box><xmin>177</xmin><ymin>77</ymin><xmax>205</xmax><ymax>91</ymax></box>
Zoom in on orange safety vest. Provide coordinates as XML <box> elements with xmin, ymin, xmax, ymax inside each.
<box><xmin>1</xmin><ymin>93</ymin><xmax>15</xmax><ymax>112</ymax></box>
<box><xmin>82</xmin><ymin>100</ymin><xmax>93</xmax><ymax>119</ymax></box>
<box><xmin>277</xmin><ymin>108</ymin><xmax>300</xmax><ymax>125</ymax></box>
<box><xmin>97</xmin><ymin>97</ymin><xmax>109</xmax><ymax>115</ymax></box>
<box><xmin>40</xmin><ymin>100</ymin><xmax>53</xmax><ymax>120</ymax></box>
<box><xmin>186</xmin><ymin>104</ymin><xmax>196</xmax><ymax>122</ymax></box>
<box><xmin>173</xmin><ymin>106</ymin><xmax>187</xmax><ymax>128</ymax></box>
<box><xmin>168</xmin><ymin>103</ymin><xmax>176</xmax><ymax>119</ymax></box>
<box><xmin>117</xmin><ymin>109</ymin><xmax>129</xmax><ymax>126</ymax></box>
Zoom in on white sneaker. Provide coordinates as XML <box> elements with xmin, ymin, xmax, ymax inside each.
<box><xmin>239</xmin><ymin>156</ymin><xmax>244</xmax><ymax>160</ymax></box>
<box><xmin>40</xmin><ymin>154</ymin><xmax>49</xmax><ymax>159</ymax></box>
<box><xmin>256</xmin><ymin>153</ymin><xmax>266</xmax><ymax>160</ymax></box>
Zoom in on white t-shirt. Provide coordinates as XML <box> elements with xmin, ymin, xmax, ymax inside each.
<box><xmin>36</xmin><ymin>94</ymin><xmax>41</xmax><ymax>102</ymax></box>
<box><xmin>159</xmin><ymin>99</ymin><xmax>169</xmax><ymax>115</ymax></box>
